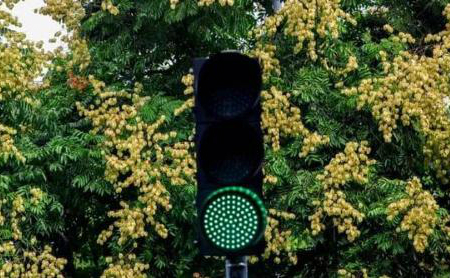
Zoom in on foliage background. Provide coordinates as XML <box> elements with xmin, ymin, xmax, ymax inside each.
<box><xmin>1</xmin><ymin>0</ymin><xmax>450</xmax><ymax>277</ymax></box>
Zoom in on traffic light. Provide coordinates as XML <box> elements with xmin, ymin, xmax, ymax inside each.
<box><xmin>193</xmin><ymin>51</ymin><xmax>266</xmax><ymax>256</ymax></box>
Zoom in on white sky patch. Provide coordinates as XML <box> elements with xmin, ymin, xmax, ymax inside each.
<box><xmin>0</xmin><ymin>0</ymin><xmax>69</xmax><ymax>82</ymax></box>
<box><xmin>8</xmin><ymin>0</ymin><xmax>67</xmax><ymax>51</ymax></box>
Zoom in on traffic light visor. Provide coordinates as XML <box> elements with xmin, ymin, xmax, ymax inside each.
<box><xmin>197</xmin><ymin>52</ymin><xmax>262</xmax><ymax>119</ymax></box>
<box><xmin>198</xmin><ymin>121</ymin><xmax>264</xmax><ymax>184</ymax></box>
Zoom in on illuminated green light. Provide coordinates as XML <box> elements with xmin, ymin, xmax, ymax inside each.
<box><xmin>200</xmin><ymin>186</ymin><xmax>267</xmax><ymax>252</ymax></box>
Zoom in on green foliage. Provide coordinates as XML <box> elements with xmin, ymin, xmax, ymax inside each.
<box><xmin>2</xmin><ymin>0</ymin><xmax>450</xmax><ymax>277</ymax></box>
<box><xmin>0</xmin><ymin>61</ymin><xmax>113</xmax><ymax>276</ymax></box>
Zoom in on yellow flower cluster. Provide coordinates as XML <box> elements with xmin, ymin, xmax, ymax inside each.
<box><xmin>249</xmin><ymin>209</ymin><xmax>297</xmax><ymax>265</ymax></box>
<box><xmin>0</xmin><ymin>5</ymin><xmax>49</xmax><ymax>106</ymax></box>
<box><xmin>0</xmin><ymin>0</ymin><xmax>158</xmax><ymax>275</ymax></box>
<box><xmin>181</xmin><ymin>73</ymin><xmax>194</xmax><ymax>95</ymax></box>
<box><xmin>387</xmin><ymin>177</ymin><xmax>439</xmax><ymax>253</ymax></box>
<box><xmin>37</xmin><ymin>0</ymin><xmax>84</xmax><ymax>31</ymax></box>
<box><xmin>101</xmin><ymin>253</ymin><xmax>150</xmax><ymax>278</ymax></box>
<box><xmin>261</xmin><ymin>86</ymin><xmax>305</xmax><ymax>150</ymax></box>
<box><xmin>0</xmin><ymin>241</ymin><xmax>15</xmax><ymax>254</ymax></box>
<box><xmin>77</xmin><ymin>76</ymin><xmax>196</xmax><ymax>274</ymax></box>
<box><xmin>174</xmin><ymin>98</ymin><xmax>195</xmax><ymax>116</ymax></box>
<box><xmin>343</xmin><ymin>18</ymin><xmax>450</xmax><ymax>183</ymax></box>
<box><xmin>1</xmin><ymin>0</ymin><xmax>22</xmax><ymax>10</ymax></box>
<box><xmin>261</xmin><ymin>86</ymin><xmax>329</xmax><ymax>154</ymax></box>
<box><xmin>321</xmin><ymin>55</ymin><xmax>358</xmax><ymax>77</ymax></box>
<box><xmin>77</xmin><ymin>36</ymin><xmax>195</xmax><ymax>272</ymax></box>
<box><xmin>310</xmin><ymin>141</ymin><xmax>375</xmax><ymax>242</ymax></box>
<box><xmin>105</xmin><ymin>202</ymin><xmax>148</xmax><ymax>245</ymax></box>
<box><xmin>0</xmin><ymin>124</ymin><xmax>25</xmax><ymax>163</ymax></box>
<box><xmin>1</xmin><ymin>196</ymin><xmax>67</xmax><ymax>277</ymax></box>
<box><xmin>30</xmin><ymin>188</ymin><xmax>44</xmax><ymax>205</ymax></box>
<box><xmin>340</xmin><ymin>56</ymin><xmax>359</xmax><ymax>76</ymax></box>
<box><xmin>198</xmin><ymin>0</ymin><xmax>234</xmax><ymax>6</ymax></box>
<box><xmin>169</xmin><ymin>0</ymin><xmax>179</xmax><ymax>9</ymax></box>
<box><xmin>392</xmin><ymin>32</ymin><xmax>416</xmax><ymax>44</ymax></box>
<box><xmin>170</xmin><ymin>0</ymin><xmax>233</xmax><ymax>9</ymax></box>
<box><xmin>365</xmin><ymin>6</ymin><xmax>389</xmax><ymax>16</ymax></box>
<box><xmin>38</xmin><ymin>0</ymin><xmax>91</xmax><ymax>71</ymax></box>
<box><xmin>424</xmin><ymin>126</ymin><xmax>450</xmax><ymax>184</ymax></box>
<box><xmin>300</xmin><ymin>131</ymin><xmax>330</xmax><ymax>158</ymax></box>
<box><xmin>383</xmin><ymin>24</ymin><xmax>394</xmax><ymax>34</ymax></box>
<box><xmin>318</xmin><ymin>141</ymin><xmax>375</xmax><ymax>187</ymax></box>
<box><xmin>67</xmin><ymin>36</ymin><xmax>91</xmax><ymax>71</ymax></box>
<box><xmin>0</xmin><ymin>245</ymin><xmax>67</xmax><ymax>278</ymax></box>
<box><xmin>160</xmin><ymin>142</ymin><xmax>196</xmax><ymax>185</ymax></box>
<box><xmin>337</xmin><ymin>268</ymin><xmax>369</xmax><ymax>278</ymax></box>
<box><xmin>101</xmin><ymin>0</ymin><xmax>120</xmax><ymax>15</ymax></box>
<box><xmin>175</xmin><ymin>74</ymin><xmax>195</xmax><ymax>115</ymax></box>
<box><xmin>11</xmin><ymin>196</ymin><xmax>25</xmax><ymax>240</ymax></box>
<box><xmin>249</xmin><ymin>43</ymin><xmax>280</xmax><ymax>81</ymax></box>
<box><xmin>192</xmin><ymin>272</ymin><xmax>210</xmax><ymax>278</ymax></box>
<box><xmin>250</xmin><ymin>0</ymin><xmax>356</xmax><ymax>61</ymax></box>
<box><xmin>97</xmin><ymin>224</ymin><xmax>114</xmax><ymax>246</ymax></box>
<box><xmin>79</xmin><ymin>82</ymin><xmax>163</xmax><ymax>236</ymax></box>
<box><xmin>263</xmin><ymin>174</ymin><xmax>278</xmax><ymax>185</ymax></box>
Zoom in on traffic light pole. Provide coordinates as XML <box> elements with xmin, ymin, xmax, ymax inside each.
<box><xmin>225</xmin><ymin>256</ymin><xmax>248</xmax><ymax>278</ymax></box>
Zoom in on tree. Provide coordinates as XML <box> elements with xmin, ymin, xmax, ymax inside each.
<box><xmin>1</xmin><ymin>0</ymin><xmax>450</xmax><ymax>277</ymax></box>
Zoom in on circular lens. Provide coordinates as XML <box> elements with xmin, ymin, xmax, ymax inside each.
<box><xmin>201</xmin><ymin>187</ymin><xmax>266</xmax><ymax>252</ymax></box>
<box><xmin>197</xmin><ymin>52</ymin><xmax>262</xmax><ymax>119</ymax></box>
<box><xmin>198</xmin><ymin>122</ymin><xmax>263</xmax><ymax>184</ymax></box>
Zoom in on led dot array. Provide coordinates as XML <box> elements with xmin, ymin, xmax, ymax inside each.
<box><xmin>210</xmin><ymin>88</ymin><xmax>254</xmax><ymax>118</ymax></box>
<box><xmin>203</xmin><ymin>194</ymin><xmax>259</xmax><ymax>250</ymax></box>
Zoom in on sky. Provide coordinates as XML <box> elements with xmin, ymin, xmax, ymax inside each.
<box><xmin>6</xmin><ymin>0</ymin><xmax>66</xmax><ymax>51</ymax></box>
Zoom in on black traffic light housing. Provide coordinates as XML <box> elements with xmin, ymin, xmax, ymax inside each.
<box><xmin>194</xmin><ymin>51</ymin><xmax>266</xmax><ymax>256</ymax></box>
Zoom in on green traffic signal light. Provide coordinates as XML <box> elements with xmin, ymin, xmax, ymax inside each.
<box><xmin>200</xmin><ymin>186</ymin><xmax>267</xmax><ymax>252</ymax></box>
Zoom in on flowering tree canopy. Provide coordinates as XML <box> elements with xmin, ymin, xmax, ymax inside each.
<box><xmin>1</xmin><ymin>0</ymin><xmax>450</xmax><ymax>277</ymax></box>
